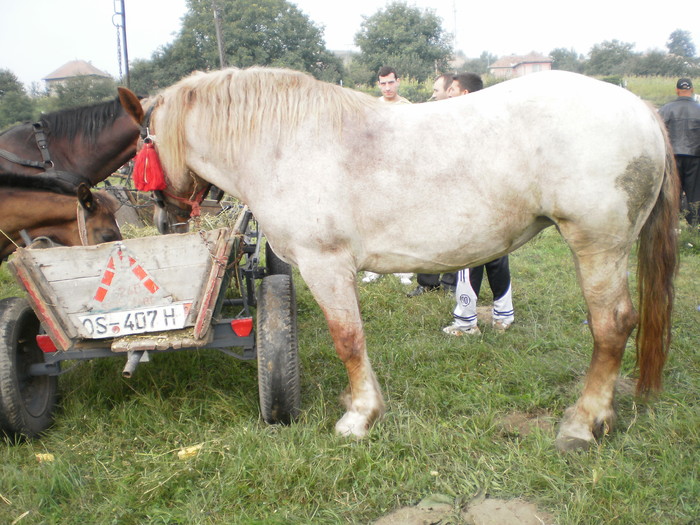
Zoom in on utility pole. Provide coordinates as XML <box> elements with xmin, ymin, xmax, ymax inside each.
<box><xmin>113</xmin><ymin>0</ymin><xmax>130</xmax><ymax>88</ymax></box>
<box><xmin>212</xmin><ymin>0</ymin><xmax>227</xmax><ymax>68</ymax></box>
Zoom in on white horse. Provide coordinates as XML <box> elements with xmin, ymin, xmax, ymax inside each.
<box><xmin>118</xmin><ymin>68</ymin><xmax>678</xmax><ymax>451</ymax></box>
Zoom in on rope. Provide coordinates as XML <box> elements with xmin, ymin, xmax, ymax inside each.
<box><xmin>0</xmin><ymin>228</ymin><xmax>20</xmax><ymax>249</ymax></box>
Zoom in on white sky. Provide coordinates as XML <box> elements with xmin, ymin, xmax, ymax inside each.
<box><xmin>1</xmin><ymin>0</ymin><xmax>698</xmax><ymax>88</ymax></box>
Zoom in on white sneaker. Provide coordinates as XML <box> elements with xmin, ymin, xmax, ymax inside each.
<box><xmin>362</xmin><ymin>272</ymin><xmax>381</xmax><ymax>283</ymax></box>
<box><xmin>492</xmin><ymin>320</ymin><xmax>512</xmax><ymax>331</ymax></box>
<box><xmin>442</xmin><ymin>323</ymin><xmax>481</xmax><ymax>336</ymax></box>
<box><xmin>396</xmin><ymin>273</ymin><xmax>413</xmax><ymax>285</ymax></box>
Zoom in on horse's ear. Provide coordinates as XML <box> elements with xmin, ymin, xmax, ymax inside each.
<box><xmin>77</xmin><ymin>183</ymin><xmax>95</xmax><ymax>212</ymax></box>
<box><xmin>118</xmin><ymin>87</ymin><xmax>145</xmax><ymax>125</ymax></box>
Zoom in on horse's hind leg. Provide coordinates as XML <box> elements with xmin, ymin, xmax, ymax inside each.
<box><xmin>556</xmin><ymin>243</ymin><xmax>638</xmax><ymax>451</ymax></box>
<box><xmin>296</xmin><ymin>257</ymin><xmax>385</xmax><ymax>438</ymax></box>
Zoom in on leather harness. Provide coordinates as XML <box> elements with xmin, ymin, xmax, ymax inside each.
<box><xmin>0</xmin><ymin>121</ymin><xmax>92</xmax><ymax>188</ymax></box>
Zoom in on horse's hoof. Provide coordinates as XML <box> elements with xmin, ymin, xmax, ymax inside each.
<box><xmin>555</xmin><ymin>434</ymin><xmax>595</xmax><ymax>452</ymax></box>
<box><xmin>335</xmin><ymin>412</ymin><xmax>369</xmax><ymax>438</ymax></box>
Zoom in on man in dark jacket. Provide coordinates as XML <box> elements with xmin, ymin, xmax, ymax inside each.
<box><xmin>659</xmin><ymin>78</ymin><xmax>700</xmax><ymax>225</ymax></box>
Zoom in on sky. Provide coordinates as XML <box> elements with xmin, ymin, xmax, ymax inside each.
<box><xmin>1</xmin><ymin>0</ymin><xmax>699</xmax><ymax>89</ymax></box>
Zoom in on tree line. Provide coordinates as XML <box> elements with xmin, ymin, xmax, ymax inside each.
<box><xmin>2</xmin><ymin>0</ymin><xmax>698</xmax><ymax>129</ymax></box>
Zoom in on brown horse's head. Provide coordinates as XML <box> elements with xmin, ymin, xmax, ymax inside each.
<box><xmin>0</xmin><ymin>181</ymin><xmax>122</xmax><ymax>261</ymax></box>
<box><xmin>0</xmin><ymin>94</ymin><xmax>143</xmax><ymax>185</ymax></box>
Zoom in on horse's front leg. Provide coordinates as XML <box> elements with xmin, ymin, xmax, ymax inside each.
<box><xmin>297</xmin><ymin>259</ymin><xmax>385</xmax><ymax>438</ymax></box>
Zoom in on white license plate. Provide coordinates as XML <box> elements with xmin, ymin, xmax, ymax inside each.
<box><xmin>78</xmin><ymin>302</ymin><xmax>191</xmax><ymax>339</ymax></box>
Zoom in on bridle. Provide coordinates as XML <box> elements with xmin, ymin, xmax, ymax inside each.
<box><xmin>140</xmin><ymin>98</ymin><xmax>211</xmax><ymax>221</ymax></box>
<box><xmin>0</xmin><ymin>121</ymin><xmax>92</xmax><ymax>188</ymax></box>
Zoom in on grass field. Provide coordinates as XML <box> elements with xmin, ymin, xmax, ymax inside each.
<box><xmin>0</xmin><ymin>217</ymin><xmax>697</xmax><ymax>524</ymax></box>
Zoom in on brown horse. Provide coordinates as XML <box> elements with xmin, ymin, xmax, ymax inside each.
<box><xmin>0</xmin><ymin>174</ymin><xmax>122</xmax><ymax>260</ymax></box>
<box><xmin>0</xmin><ymin>90</ymin><xmax>143</xmax><ymax>186</ymax></box>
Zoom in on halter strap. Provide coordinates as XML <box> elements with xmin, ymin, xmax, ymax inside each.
<box><xmin>155</xmin><ymin>185</ymin><xmax>210</xmax><ymax>218</ymax></box>
<box><xmin>77</xmin><ymin>201</ymin><xmax>89</xmax><ymax>246</ymax></box>
<box><xmin>0</xmin><ymin>149</ymin><xmax>46</xmax><ymax>169</ymax></box>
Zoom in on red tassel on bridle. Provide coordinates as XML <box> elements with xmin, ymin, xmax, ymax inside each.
<box><xmin>132</xmin><ymin>140</ymin><xmax>167</xmax><ymax>191</ymax></box>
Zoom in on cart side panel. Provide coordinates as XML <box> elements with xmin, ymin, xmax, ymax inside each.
<box><xmin>7</xmin><ymin>259</ymin><xmax>76</xmax><ymax>350</ymax></box>
<box><xmin>194</xmin><ymin>230</ymin><xmax>237</xmax><ymax>339</ymax></box>
<box><xmin>8</xmin><ymin>229</ymin><xmax>236</xmax><ymax>344</ymax></box>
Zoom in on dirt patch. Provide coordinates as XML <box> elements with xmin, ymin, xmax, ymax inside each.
<box><xmin>498</xmin><ymin>411</ymin><xmax>555</xmax><ymax>438</ymax></box>
<box><xmin>373</xmin><ymin>494</ymin><xmax>555</xmax><ymax>525</ymax></box>
<box><xmin>476</xmin><ymin>305</ymin><xmax>493</xmax><ymax>325</ymax></box>
<box><xmin>462</xmin><ymin>496</ymin><xmax>555</xmax><ymax>525</ymax></box>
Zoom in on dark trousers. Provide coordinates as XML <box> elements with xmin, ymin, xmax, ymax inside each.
<box><xmin>469</xmin><ymin>255</ymin><xmax>511</xmax><ymax>301</ymax></box>
<box><xmin>417</xmin><ymin>272</ymin><xmax>457</xmax><ymax>288</ymax></box>
<box><xmin>676</xmin><ymin>155</ymin><xmax>700</xmax><ymax>225</ymax></box>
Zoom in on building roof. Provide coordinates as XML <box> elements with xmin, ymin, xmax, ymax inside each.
<box><xmin>490</xmin><ymin>52</ymin><xmax>553</xmax><ymax>69</ymax></box>
<box><xmin>43</xmin><ymin>60</ymin><xmax>111</xmax><ymax>81</ymax></box>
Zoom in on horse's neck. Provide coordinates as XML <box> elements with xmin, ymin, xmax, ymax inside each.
<box><xmin>0</xmin><ymin>115</ymin><xmax>139</xmax><ymax>184</ymax></box>
<box><xmin>0</xmin><ymin>191</ymin><xmax>75</xmax><ymax>233</ymax></box>
<box><xmin>65</xmin><ymin>115</ymin><xmax>139</xmax><ymax>184</ymax></box>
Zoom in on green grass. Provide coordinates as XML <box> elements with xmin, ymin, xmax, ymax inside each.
<box><xmin>0</xmin><ymin>225</ymin><xmax>698</xmax><ymax>524</ymax></box>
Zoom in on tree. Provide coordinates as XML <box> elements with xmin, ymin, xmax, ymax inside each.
<box><xmin>0</xmin><ymin>69</ymin><xmax>35</xmax><ymax>129</ymax></box>
<box><xmin>354</xmin><ymin>1</ymin><xmax>452</xmax><ymax>84</ymax></box>
<box><xmin>667</xmin><ymin>29</ymin><xmax>696</xmax><ymax>58</ymax></box>
<box><xmin>585</xmin><ymin>40</ymin><xmax>639</xmax><ymax>76</ymax></box>
<box><xmin>549</xmin><ymin>48</ymin><xmax>584</xmax><ymax>73</ymax></box>
<box><xmin>42</xmin><ymin>76</ymin><xmax>118</xmax><ymax>112</ymax></box>
<box><xmin>132</xmin><ymin>0</ymin><xmax>344</xmax><ymax>93</ymax></box>
<box><xmin>460</xmin><ymin>51</ymin><xmax>498</xmax><ymax>75</ymax></box>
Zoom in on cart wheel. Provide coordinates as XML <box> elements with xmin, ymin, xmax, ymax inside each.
<box><xmin>265</xmin><ymin>241</ymin><xmax>293</xmax><ymax>277</ymax></box>
<box><xmin>256</xmin><ymin>274</ymin><xmax>300</xmax><ymax>424</ymax></box>
<box><xmin>0</xmin><ymin>297</ymin><xmax>57</xmax><ymax>439</ymax></box>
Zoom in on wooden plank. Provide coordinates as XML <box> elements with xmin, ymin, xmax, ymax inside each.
<box><xmin>25</xmin><ymin>232</ymin><xmax>216</xmax><ymax>283</ymax></box>
<box><xmin>46</xmin><ymin>263</ymin><xmax>209</xmax><ymax>314</ymax></box>
<box><xmin>194</xmin><ymin>230</ymin><xmax>231</xmax><ymax>339</ymax></box>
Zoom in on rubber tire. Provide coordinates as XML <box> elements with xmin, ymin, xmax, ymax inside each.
<box><xmin>0</xmin><ymin>297</ymin><xmax>57</xmax><ymax>439</ymax></box>
<box><xmin>256</xmin><ymin>274</ymin><xmax>300</xmax><ymax>424</ymax></box>
<box><xmin>265</xmin><ymin>241</ymin><xmax>293</xmax><ymax>277</ymax></box>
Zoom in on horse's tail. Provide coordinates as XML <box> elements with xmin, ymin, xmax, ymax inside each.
<box><xmin>635</xmin><ymin>115</ymin><xmax>680</xmax><ymax>394</ymax></box>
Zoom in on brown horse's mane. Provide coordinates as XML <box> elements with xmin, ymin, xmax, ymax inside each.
<box><xmin>0</xmin><ymin>172</ymin><xmax>120</xmax><ymax>213</ymax></box>
<box><xmin>155</xmin><ymin>67</ymin><xmax>379</xmax><ymax>178</ymax></box>
<box><xmin>0</xmin><ymin>172</ymin><xmax>81</xmax><ymax>196</ymax></box>
<box><xmin>38</xmin><ymin>97</ymin><xmax>124</xmax><ymax>144</ymax></box>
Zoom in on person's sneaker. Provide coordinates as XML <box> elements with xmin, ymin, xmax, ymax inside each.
<box><xmin>396</xmin><ymin>273</ymin><xmax>413</xmax><ymax>285</ymax></box>
<box><xmin>406</xmin><ymin>285</ymin><xmax>439</xmax><ymax>297</ymax></box>
<box><xmin>442</xmin><ymin>323</ymin><xmax>481</xmax><ymax>336</ymax></box>
<box><xmin>362</xmin><ymin>272</ymin><xmax>381</xmax><ymax>283</ymax></box>
<box><xmin>492</xmin><ymin>320</ymin><xmax>512</xmax><ymax>331</ymax></box>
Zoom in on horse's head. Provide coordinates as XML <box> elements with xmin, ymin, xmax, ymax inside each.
<box><xmin>7</xmin><ymin>95</ymin><xmax>144</xmax><ymax>185</ymax></box>
<box><xmin>0</xmin><ymin>183</ymin><xmax>122</xmax><ymax>261</ymax></box>
<box><xmin>151</xmin><ymin>177</ymin><xmax>211</xmax><ymax>234</ymax></box>
<box><xmin>75</xmin><ymin>184</ymin><xmax>123</xmax><ymax>245</ymax></box>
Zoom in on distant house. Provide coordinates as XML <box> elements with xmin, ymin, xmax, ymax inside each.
<box><xmin>43</xmin><ymin>60</ymin><xmax>111</xmax><ymax>92</ymax></box>
<box><xmin>488</xmin><ymin>52</ymin><xmax>553</xmax><ymax>79</ymax></box>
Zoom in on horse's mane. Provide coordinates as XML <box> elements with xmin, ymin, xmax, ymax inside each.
<box><xmin>155</xmin><ymin>67</ymin><xmax>379</xmax><ymax>177</ymax></box>
<box><xmin>0</xmin><ymin>172</ymin><xmax>79</xmax><ymax>195</ymax></box>
<box><xmin>39</xmin><ymin>97</ymin><xmax>124</xmax><ymax>144</ymax></box>
<box><xmin>0</xmin><ymin>173</ymin><xmax>120</xmax><ymax>213</ymax></box>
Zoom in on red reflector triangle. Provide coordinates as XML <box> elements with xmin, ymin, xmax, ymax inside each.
<box><xmin>231</xmin><ymin>318</ymin><xmax>253</xmax><ymax>337</ymax></box>
<box><xmin>36</xmin><ymin>334</ymin><xmax>57</xmax><ymax>353</ymax></box>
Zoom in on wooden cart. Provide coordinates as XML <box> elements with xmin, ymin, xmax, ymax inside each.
<box><xmin>0</xmin><ymin>208</ymin><xmax>300</xmax><ymax>439</ymax></box>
